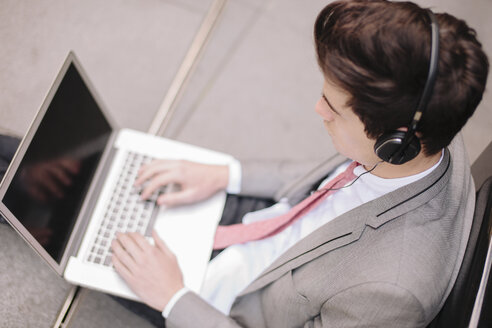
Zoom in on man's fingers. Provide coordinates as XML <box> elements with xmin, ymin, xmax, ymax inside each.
<box><xmin>114</xmin><ymin>233</ymin><xmax>144</xmax><ymax>263</ymax></box>
<box><xmin>112</xmin><ymin>253</ymin><xmax>136</xmax><ymax>284</ymax></box>
<box><xmin>127</xmin><ymin>232</ymin><xmax>152</xmax><ymax>252</ymax></box>
<box><xmin>111</xmin><ymin>238</ymin><xmax>137</xmax><ymax>271</ymax></box>
<box><xmin>140</xmin><ymin>171</ymin><xmax>178</xmax><ymax>200</ymax></box>
<box><xmin>135</xmin><ymin>160</ymin><xmax>177</xmax><ymax>186</ymax></box>
<box><xmin>156</xmin><ymin>188</ymin><xmax>195</xmax><ymax>207</ymax></box>
<box><xmin>134</xmin><ymin>164</ymin><xmax>161</xmax><ymax>186</ymax></box>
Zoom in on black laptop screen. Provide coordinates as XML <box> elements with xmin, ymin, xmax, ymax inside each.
<box><xmin>3</xmin><ymin>63</ymin><xmax>112</xmax><ymax>264</ymax></box>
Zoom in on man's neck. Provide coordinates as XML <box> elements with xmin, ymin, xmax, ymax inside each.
<box><xmin>366</xmin><ymin>150</ymin><xmax>443</xmax><ymax>179</ymax></box>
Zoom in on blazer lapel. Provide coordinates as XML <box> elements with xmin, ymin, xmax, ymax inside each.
<box><xmin>238</xmin><ymin>204</ymin><xmax>371</xmax><ymax>296</ymax></box>
<box><xmin>238</xmin><ymin>149</ymin><xmax>451</xmax><ymax>297</ymax></box>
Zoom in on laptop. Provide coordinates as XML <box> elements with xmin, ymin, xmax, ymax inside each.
<box><xmin>0</xmin><ymin>52</ymin><xmax>232</xmax><ymax>301</ymax></box>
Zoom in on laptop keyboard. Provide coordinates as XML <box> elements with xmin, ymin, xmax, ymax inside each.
<box><xmin>85</xmin><ymin>151</ymin><xmax>160</xmax><ymax>267</ymax></box>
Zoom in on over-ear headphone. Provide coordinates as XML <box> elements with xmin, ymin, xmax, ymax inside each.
<box><xmin>374</xmin><ymin>9</ymin><xmax>440</xmax><ymax>165</ymax></box>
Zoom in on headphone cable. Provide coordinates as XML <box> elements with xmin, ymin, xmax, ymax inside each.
<box><xmin>313</xmin><ymin>160</ymin><xmax>384</xmax><ymax>194</ymax></box>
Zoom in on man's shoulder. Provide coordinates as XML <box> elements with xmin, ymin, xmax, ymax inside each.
<box><xmin>311</xmin><ymin>140</ymin><xmax>473</xmax><ymax>322</ymax></box>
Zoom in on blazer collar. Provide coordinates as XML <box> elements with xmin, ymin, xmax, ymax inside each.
<box><xmin>239</xmin><ymin>149</ymin><xmax>451</xmax><ymax>297</ymax></box>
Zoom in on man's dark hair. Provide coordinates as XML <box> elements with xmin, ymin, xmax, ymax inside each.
<box><xmin>314</xmin><ymin>0</ymin><xmax>489</xmax><ymax>155</ymax></box>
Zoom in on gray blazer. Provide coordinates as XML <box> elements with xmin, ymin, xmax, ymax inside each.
<box><xmin>167</xmin><ymin>136</ymin><xmax>475</xmax><ymax>328</ymax></box>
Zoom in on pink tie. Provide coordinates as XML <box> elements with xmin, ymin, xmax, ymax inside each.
<box><xmin>213</xmin><ymin>161</ymin><xmax>360</xmax><ymax>250</ymax></box>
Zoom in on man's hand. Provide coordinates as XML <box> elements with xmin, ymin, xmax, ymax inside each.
<box><xmin>111</xmin><ymin>231</ymin><xmax>184</xmax><ymax>312</ymax></box>
<box><xmin>135</xmin><ymin>159</ymin><xmax>229</xmax><ymax>207</ymax></box>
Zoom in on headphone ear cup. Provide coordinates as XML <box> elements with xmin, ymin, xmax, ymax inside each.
<box><xmin>374</xmin><ymin>130</ymin><xmax>421</xmax><ymax>165</ymax></box>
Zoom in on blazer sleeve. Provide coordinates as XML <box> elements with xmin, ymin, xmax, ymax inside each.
<box><xmin>239</xmin><ymin>153</ymin><xmax>347</xmax><ymax>202</ymax></box>
<box><xmin>309</xmin><ymin>282</ymin><xmax>427</xmax><ymax>328</ymax></box>
<box><xmin>239</xmin><ymin>159</ymin><xmax>321</xmax><ymax>199</ymax></box>
<box><xmin>166</xmin><ymin>283</ymin><xmax>428</xmax><ymax>328</ymax></box>
<box><xmin>166</xmin><ymin>291</ymin><xmax>245</xmax><ymax>328</ymax></box>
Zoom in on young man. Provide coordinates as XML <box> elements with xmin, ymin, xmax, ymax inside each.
<box><xmin>111</xmin><ymin>1</ymin><xmax>489</xmax><ymax>327</ymax></box>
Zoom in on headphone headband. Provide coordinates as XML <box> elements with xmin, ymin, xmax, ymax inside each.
<box><xmin>374</xmin><ymin>9</ymin><xmax>440</xmax><ymax>165</ymax></box>
<box><xmin>409</xmin><ymin>9</ymin><xmax>440</xmax><ymax>134</ymax></box>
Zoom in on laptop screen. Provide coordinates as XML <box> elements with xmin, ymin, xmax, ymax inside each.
<box><xmin>2</xmin><ymin>63</ymin><xmax>112</xmax><ymax>264</ymax></box>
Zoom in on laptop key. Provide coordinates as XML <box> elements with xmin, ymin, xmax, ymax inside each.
<box><xmin>104</xmin><ymin>255</ymin><xmax>112</xmax><ymax>266</ymax></box>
